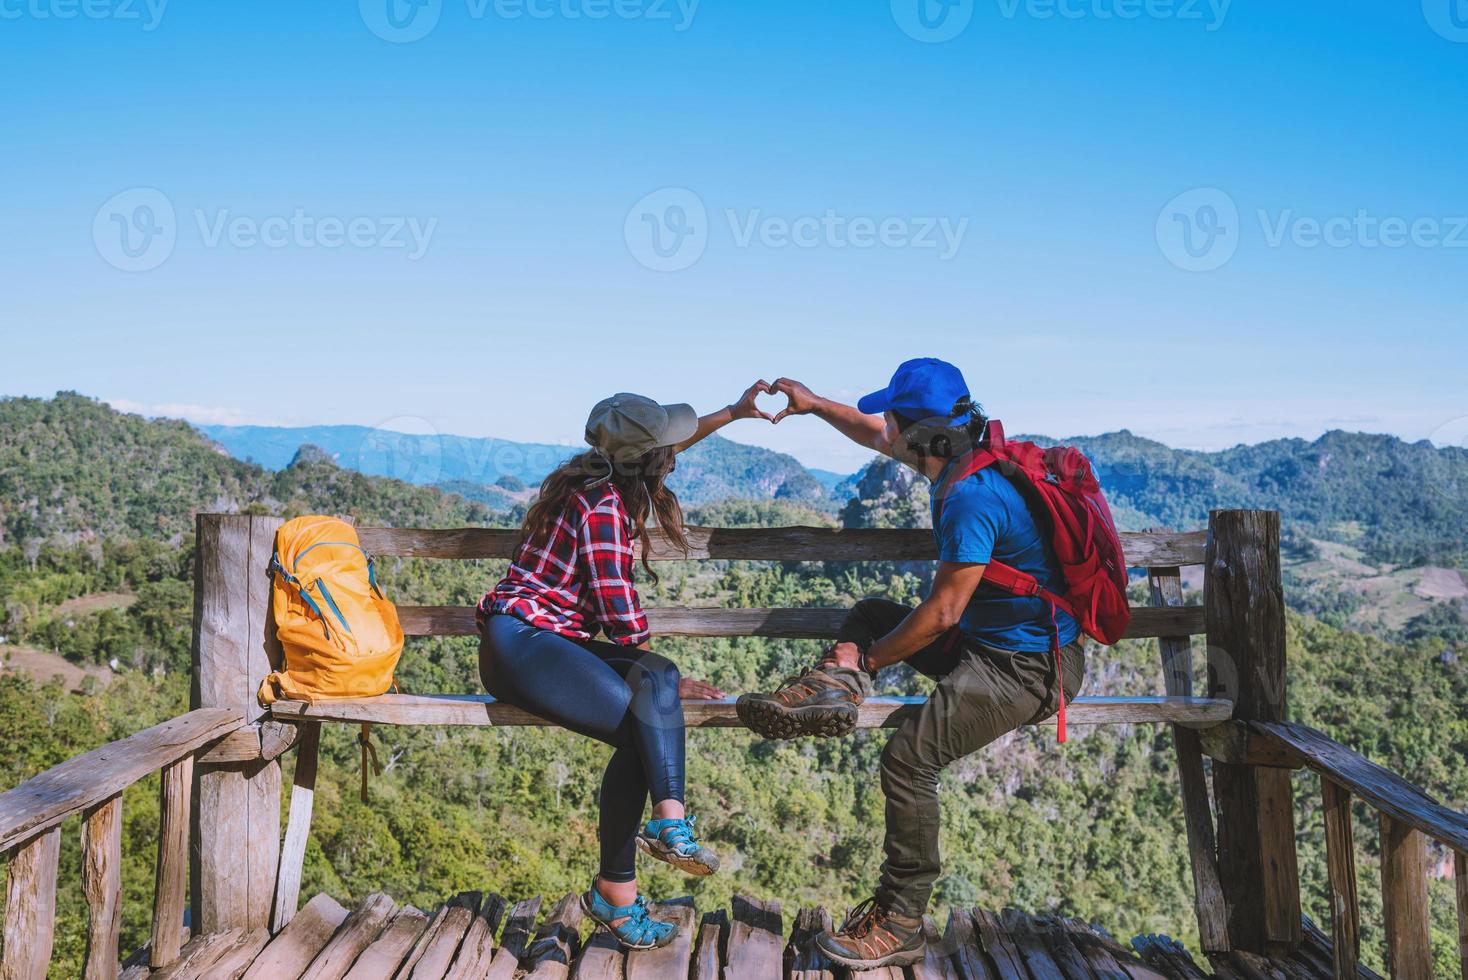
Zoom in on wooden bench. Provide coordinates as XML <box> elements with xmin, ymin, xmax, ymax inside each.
<box><xmin>187</xmin><ymin>514</ymin><xmax>1264</xmax><ymax>944</ymax></box>
<box><xmin>275</xmin><ymin>523</ymin><xmax>1227</xmax><ymax>730</ymax></box>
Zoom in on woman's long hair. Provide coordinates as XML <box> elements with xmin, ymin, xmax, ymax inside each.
<box><xmin>519</xmin><ymin>446</ymin><xmax>689</xmax><ymax>584</ymax></box>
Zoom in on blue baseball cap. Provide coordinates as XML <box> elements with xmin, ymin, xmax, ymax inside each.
<box><xmin>857</xmin><ymin>358</ymin><xmax>971</xmax><ymax>422</ymax></box>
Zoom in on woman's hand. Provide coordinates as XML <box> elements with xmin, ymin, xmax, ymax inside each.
<box><xmin>728</xmin><ymin>379</ymin><xmax>775</xmax><ymax>422</ymax></box>
<box><xmin>679</xmin><ymin>677</ymin><xmax>728</xmax><ymax>700</ymax></box>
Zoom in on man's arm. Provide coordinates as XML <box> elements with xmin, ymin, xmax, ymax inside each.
<box><xmin>672</xmin><ymin>380</ymin><xmax>775</xmax><ymax>454</ymax></box>
<box><xmin>824</xmin><ymin>562</ymin><xmax>987</xmax><ymax>672</ymax></box>
<box><xmin>770</xmin><ymin>378</ymin><xmax>894</xmax><ymax>457</ymax></box>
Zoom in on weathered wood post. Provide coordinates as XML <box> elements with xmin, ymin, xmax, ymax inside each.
<box><xmin>190</xmin><ymin>514</ymin><xmax>283</xmax><ymax>934</ymax></box>
<box><xmin>1204</xmin><ymin>509</ymin><xmax>1301</xmax><ymax>955</ymax></box>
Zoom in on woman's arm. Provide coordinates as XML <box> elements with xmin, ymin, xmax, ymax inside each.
<box><xmin>672</xmin><ymin>380</ymin><xmax>775</xmax><ymax>454</ymax></box>
<box><xmin>769</xmin><ymin>378</ymin><xmax>894</xmax><ymax>457</ymax></box>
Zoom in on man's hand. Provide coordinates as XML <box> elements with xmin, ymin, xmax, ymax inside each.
<box><xmin>728</xmin><ymin>379</ymin><xmax>776</xmax><ymax>423</ymax></box>
<box><xmin>679</xmin><ymin>677</ymin><xmax>727</xmax><ymax>700</ymax></box>
<box><xmin>770</xmin><ymin>378</ymin><xmax>823</xmax><ymax>423</ymax></box>
<box><xmin>818</xmin><ymin>641</ymin><xmax>862</xmax><ymax>672</ymax></box>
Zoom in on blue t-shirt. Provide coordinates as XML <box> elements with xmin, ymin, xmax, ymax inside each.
<box><xmin>931</xmin><ymin>462</ymin><xmax>1080</xmax><ymax>652</ymax></box>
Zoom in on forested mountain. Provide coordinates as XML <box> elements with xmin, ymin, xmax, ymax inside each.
<box><xmin>199</xmin><ymin>422</ymin><xmax>829</xmax><ymax>507</ymax></box>
<box><xmin>2</xmin><ymin>391</ymin><xmax>1466</xmax><ymax>975</ymax></box>
<box><xmin>200</xmin><ymin>408</ymin><xmax>1468</xmax><ymax>566</ymax></box>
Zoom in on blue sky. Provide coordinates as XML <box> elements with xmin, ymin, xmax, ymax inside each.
<box><xmin>2</xmin><ymin>0</ymin><xmax>1465</xmax><ymax>471</ymax></box>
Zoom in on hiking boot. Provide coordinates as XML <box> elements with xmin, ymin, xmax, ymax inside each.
<box><xmin>735</xmin><ymin>666</ymin><xmax>872</xmax><ymax>740</ymax></box>
<box><xmin>580</xmin><ymin>888</ymin><xmax>676</xmax><ymax>951</ymax></box>
<box><xmin>814</xmin><ymin>897</ymin><xmax>926</xmax><ymax>970</ymax></box>
<box><xmin>637</xmin><ymin>815</ymin><xmax>720</xmax><ymax>876</ymax></box>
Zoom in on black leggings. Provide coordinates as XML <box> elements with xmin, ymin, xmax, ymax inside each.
<box><xmin>478</xmin><ymin>613</ymin><xmax>685</xmax><ymax>883</ymax></box>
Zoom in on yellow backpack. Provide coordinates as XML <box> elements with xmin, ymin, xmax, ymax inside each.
<box><xmin>257</xmin><ymin>515</ymin><xmax>404</xmax><ymax>706</ymax></box>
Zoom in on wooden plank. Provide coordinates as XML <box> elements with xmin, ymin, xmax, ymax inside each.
<box><xmin>344</xmin><ymin>906</ymin><xmax>430</xmax><ymax>980</ymax></box>
<box><xmin>151</xmin><ymin>755</ymin><xmax>192</xmax><ymax>969</ymax></box>
<box><xmin>1321</xmin><ymin>780</ymin><xmax>1360</xmax><ymax>978</ymax></box>
<box><xmin>192</xmin><ymin>513</ymin><xmax>256</xmax><ymax>936</ymax></box>
<box><xmin>1205</xmin><ymin>510</ymin><xmax>1300</xmax><ymax>955</ymax></box>
<box><xmin>522</xmin><ymin>892</ymin><xmax>585</xmax><ymax>980</ymax></box>
<box><xmin>394</xmin><ymin>904</ymin><xmax>452</xmax><ymax>979</ymax></box>
<box><xmin>786</xmin><ymin>907</ymin><xmax>835</xmax><ymax>980</ymax></box>
<box><xmin>82</xmin><ymin>795</ymin><xmax>123</xmax><ymax>980</ymax></box>
<box><xmin>1000</xmin><ymin>907</ymin><xmax>1065</xmax><ymax>979</ymax></box>
<box><xmin>1152</xmin><ymin>564</ymin><xmax>1229</xmax><ymax>954</ymax></box>
<box><xmin>442</xmin><ymin>894</ymin><xmax>506</xmax><ymax>980</ymax></box>
<box><xmin>570</xmin><ymin>931</ymin><xmax>624</xmax><ymax>980</ymax></box>
<box><xmin>911</xmin><ymin>915</ymin><xmax>959</xmax><ymax>980</ymax></box>
<box><xmin>152</xmin><ymin>928</ymin><xmax>244</xmax><ymax>980</ymax></box>
<box><xmin>357</xmin><ymin>525</ymin><xmax>1207</xmax><ymax>566</ymax></box>
<box><xmin>1131</xmin><ymin>934</ymin><xmax>1210</xmax><ymax>979</ymax></box>
<box><xmin>395</xmin><ymin>602</ymin><xmax>1204</xmax><ymax>640</ymax></box>
<box><xmin>1196</xmin><ymin>722</ymin><xmax>1303</xmax><ymax>769</ymax></box>
<box><xmin>243</xmin><ymin>516</ymin><xmax>284</xmax><ymax>933</ymax></box>
<box><xmin>724</xmin><ymin>895</ymin><xmax>782</xmax><ymax>978</ymax></box>
<box><xmin>244</xmin><ymin>894</ymin><xmax>351</xmax><ymax>980</ymax></box>
<box><xmin>273</xmin><ymin>694</ymin><xmax>1233</xmax><ymax>729</ymax></box>
<box><xmin>203</xmin><ymin>928</ymin><xmax>271</xmax><ymax>980</ymax></box>
<box><xmin>0</xmin><ymin>708</ymin><xmax>241</xmax><ymax>851</ymax></box>
<box><xmin>1457</xmin><ymin>851</ymin><xmax>1467</xmax><ymax>980</ymax></box>
<box><xmin>689</xmin><ymin>910</ymin><xmax>725</xmax><ymax>980</ymax></box>
<box><xmin>971</xmin><ymin>908</ymin><xmax>1028</xmax><ymax>980</ymax></box>
<box><xmin>483</xmin><ymin>895</ymin><xmax>542</xmax><ymax>979</ymax></box>
<box><xmin>623</xmin><ymin>898</ymin><xmax>692</xmax><ymax>980</ymax></box>
<box><xmin>302</xmin><ymin>892</ymin><xmax>398</xmax><ymax>980</ymax></box>
<box><xmin>2</xmin><ymin>826</ymin><xmax>62</xmax><ymax>980</ymax></box>
<box><xmin>273</xmin><ymin>721</ymin><xmax>322</xmax><ymax>932</ymax></box>
<box><xmin>1058</xmin><ymin>918</ymin><xmax>1134</xmax><ymax>980</ymax></box>
<box><xmin>1379</xmin><ymin>812</ymin><xmax>1432</xmax><ymax>980</ymax></box>
<box><xmin>1255</xmin><ymin>720</ymin><xmax>1468</xmax><ymax>855</ymax></box>
<box><xmin>944</xmin><ymin>908</ymin><xmax>998</xmax><ymax>980</ymax></box>
<box><xmin>407</xmin><ymin>905</ymin><xmax>474</xmax><ymax>980</ymax></box>
<box><xmin>1029</xmin><ymin>915</ymin><xmax>1096</xmax><ymax>979</ymax></box>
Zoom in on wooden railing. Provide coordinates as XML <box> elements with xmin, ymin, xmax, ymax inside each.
<box><xmin>3</xmin><ymin>510</ymin><xmax>1464</xmax><ymax>977</ymax></box>
<box><xmin>1244</xmin><ymin>721</ymin><xmax>1468</xmax><ymax>979</ymax></box>
<box><xmin>0</xmin><ymin>709</ymin><xmax>243</xmax><ymax>978</ymax></box>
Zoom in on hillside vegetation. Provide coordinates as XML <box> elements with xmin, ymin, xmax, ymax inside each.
<box><xmin>1</xmin><ymin>392</ymin><xmax>1465</xmax><ymax>975</ymax></box>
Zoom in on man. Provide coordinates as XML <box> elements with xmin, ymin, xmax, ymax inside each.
<box><xmin>736</xmin><ymin>358</ymin><xmax>1086</xmax><ymax>970</ymax></box>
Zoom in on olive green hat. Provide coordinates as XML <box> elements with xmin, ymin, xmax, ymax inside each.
<box><xmin>585</xmin><ymin>393</ymin><xmax>697</xmax><ymax>458</ymax></box>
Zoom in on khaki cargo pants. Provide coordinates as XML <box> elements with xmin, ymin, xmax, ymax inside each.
<box><xmin>827</xmin><ymin>597</ymin><xmax>1086</xmax><ymax>916</ymax></box>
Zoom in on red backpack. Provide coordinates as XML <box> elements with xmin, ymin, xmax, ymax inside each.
<box><xmin>934</xmin><ymin>420</ymin><xmax>1131</xmax><ymax>742</ymax></box>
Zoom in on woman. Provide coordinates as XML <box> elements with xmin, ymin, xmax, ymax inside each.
<box><xmin>477</xmin><ymin>383</ymin><xmax>772</xmax><ymax>950</ymax></box>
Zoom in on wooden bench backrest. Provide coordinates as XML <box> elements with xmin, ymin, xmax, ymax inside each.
<box><xmin>356</xmin><ymin>525</ymin><xmax>1209</xmax><ymax>642</ymax></box>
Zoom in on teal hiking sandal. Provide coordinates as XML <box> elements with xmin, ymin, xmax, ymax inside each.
<box><xmin>636</xmin><ymin>815</ymin><xmax>721</xmax><ymax>876</ymax></box>
<box><xmin>579</xmin><ymin>888</ymin><xmax>676</xmax><ymax>950</ymax></box>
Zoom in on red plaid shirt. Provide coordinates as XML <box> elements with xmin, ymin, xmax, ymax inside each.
<box><xmin>478</xmin><ymin>482</ymin><xmax>650</xmax><ymax>646</ymax></box>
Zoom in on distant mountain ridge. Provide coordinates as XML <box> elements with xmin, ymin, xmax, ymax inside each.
<box><xmin>2</xmin><ymin>394</ymin><xmax>1463</xmax><ymax>570</ymax></box>
<box><xmin>198</xmin><ymin>423</ymin><xmax>832</xmax><ymax>507</ymax></box>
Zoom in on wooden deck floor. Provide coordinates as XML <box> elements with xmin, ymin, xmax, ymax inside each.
<box><xmin>120</xmin><ymin>890</ymin><xmax>1375</xmax><ymax>980</ymax></box>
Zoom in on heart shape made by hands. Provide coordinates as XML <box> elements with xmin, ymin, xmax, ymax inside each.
<box><xmin>754</xmin><ymin>387</ymin><xmax>788</xmax><ymax>421</ymax></box>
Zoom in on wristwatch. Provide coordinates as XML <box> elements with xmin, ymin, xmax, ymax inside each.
<box><xmin>858</xmin><ymin>648</ymin><xmax>877</xmax><ymax>677</ymax></box>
